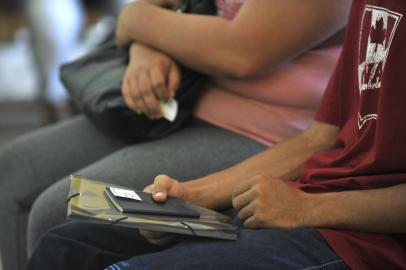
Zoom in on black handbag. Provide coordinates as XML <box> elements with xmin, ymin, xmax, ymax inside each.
<box><xmin>60</xmin><ymin>0</ymin><xmax>216</xmax><ymax>142</ymax></box>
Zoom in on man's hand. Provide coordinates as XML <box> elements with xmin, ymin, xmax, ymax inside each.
<box><xmin>232</xmin><ymin>175</ymin><xmax>314</xmax><ymax>229</ymax></box>
<box><xmin>143</xmin><ymin>174</ymin><xmax>188</xmax><ymax>202</ymax></box>
<box><xmin>122</xmin><ymin>43</ymin><xmax>180</xmax><ymax>119</ymax></box>
<box><xmin>140</xmin><ymin>175</ymin><xmax>188</xmax><ymax>246</ymax></box>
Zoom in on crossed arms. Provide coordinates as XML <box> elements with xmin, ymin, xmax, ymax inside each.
<box><xmin>116</xmin><ymin>0</ymin><xmax>351</xmax><ymax>78</ymax></box>
<box><xmin>117</xmin><ymin>0</ymin><xmax>351</xmax><ymax>122</ymax></box>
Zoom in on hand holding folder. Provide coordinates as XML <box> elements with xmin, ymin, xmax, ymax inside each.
<box><xmin>67</xmin><ymin>175</ymin><xmax>238</xmax><ymax>240</ymax></box>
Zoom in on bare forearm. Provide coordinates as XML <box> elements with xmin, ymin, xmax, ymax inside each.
<box><xmin>305</xmin><ymin>184</ymin><xmax>406</xmax><ymax>233</ymax></box>
<box><xmin>184</xmin><ymin>143</ymin><xmax>312</xmax><ymax>209</ymax></box>
<box><xmin>185</xmin><ymin>122</ymin><xmax>339</xmax><ymax>209</ymax></box>
<box><xmin>117</xmin><ymin>0</ymin><xmax>351</xmax><ymax>78</ymax></box>
<box><xmin>118</xmin><ymin>3</ymin><xmax>237</xmax><ymax>77</ymax></box>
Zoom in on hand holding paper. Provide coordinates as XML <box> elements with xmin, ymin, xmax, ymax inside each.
<box><xmin>122</xmin><ymin>42</ymin><xmax>181</xmax><ymax>119</ymax></box>
<box><xmin>159</xmin><ymin>98</ymin><xmax>178</xmax><ymax>122</ymax></box>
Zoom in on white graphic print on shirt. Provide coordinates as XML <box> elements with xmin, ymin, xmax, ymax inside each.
<box><xmin>357</xmin><ymin>5</ymin><xmax>402</xmax><ymax>129</ymax></box>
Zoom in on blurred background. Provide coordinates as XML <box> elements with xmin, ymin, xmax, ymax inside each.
<box><xmin>0</xmin><ymin>1</ymin><xmax>131</xmax><ymax>268</ymax></box>
<box><xmin>0</xmin><ymin>0</ymin><xmax>130</xmax><ymax>150</ymax></box>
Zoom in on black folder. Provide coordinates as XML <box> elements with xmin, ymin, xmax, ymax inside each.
<box><xmin>105</xmin><ymin>187</ymin><xmax>200</xmax><ymax>218</ymax></box>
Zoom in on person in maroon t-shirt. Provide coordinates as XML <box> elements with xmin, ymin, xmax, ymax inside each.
<box><xmin>25</xmin><ymin>1</ymin><xmax>405</xmax><ymax>270</ymax></box>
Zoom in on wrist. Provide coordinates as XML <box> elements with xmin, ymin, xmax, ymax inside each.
<box><xmin>129</xmin><ymin>43</ymin><xmax>167</xmax><ymax>65</ymax></box>
<box><xmin>300</xmin><ymin>192</ymin><xmax>342</xmax><ymax>228</ymax></box>
<box><xmin>129</xmin><ymin>42</ymin><xmax>144</xmax><ymax>58</ymax></box>
<box><xmin>183</xmin><ymin>175</ymin><xmax>233</xmax><ymax>210</ymax></box>
<box><xmin>182</xmin><ymin>180</ymin><xmax>208</xmax><ymax>207</ymax></box>
<box><xmin>118</xmin><ymin>2</ymin><xmax>148</xmax><ymax>42</ymax></box>
<box><xmin>129</xmin><ymin>42</ymin><xmax>138</xmax><ymax>55</ymax></box>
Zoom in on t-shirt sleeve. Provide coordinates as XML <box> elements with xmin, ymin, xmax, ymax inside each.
<box><xmin>314</xmin><ymin>56</ymin><xmax>343</xmax><ymax>127</ymax></box>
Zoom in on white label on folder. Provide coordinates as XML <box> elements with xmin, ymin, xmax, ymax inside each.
<box><xmin>160</xmin><ymin>98</ymin><xmax>178</xmax><ymax>122</ymax></box>
<box><xmin>109</xmin><ymin>187</ymin><xmax>142</xmax><ymax>201</ymax></box>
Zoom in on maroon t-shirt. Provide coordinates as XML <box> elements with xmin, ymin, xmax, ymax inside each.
<box><xmin>297</xmin><ymin>0</ymin><xmax>406</xmax><ymax>269</ymax></box>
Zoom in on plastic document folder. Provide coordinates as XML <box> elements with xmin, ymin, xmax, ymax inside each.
<box><xmin>67</xmin><ymin>175</ymin><xmax>238</xmax><ymax>240</ymax></box>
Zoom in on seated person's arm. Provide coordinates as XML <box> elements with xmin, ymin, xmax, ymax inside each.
<box><xmin>295</xmin><ymin>182</ymin><xmax>406</xmax><ymax>233</ymax></box>
<box><xmin>116</xmin><ymin>0</ymin><xmax>352</xmax><ymax>78</ymax></box>
<box><xmin>232</xmin><ymin>176</ymin><xmax>406</xmax><ymax>233</ymax></box>
<box><xmin>148</xmin><ymin>121</ymin><xmax>406</xmax><ymax>234</ymax></box>
<box><xmin>147</xmin><ymin>120</ymin><xmax>340</xmax><ymax>209</ymax></box>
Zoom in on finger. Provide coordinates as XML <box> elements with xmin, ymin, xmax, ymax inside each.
<box><xmin>143</xmin><ymin>184</ymin><xmax>154</xmax><ymax>193</ymax></box>
<box><xmin>232</xmin><ymin>178</ymin><xmax>256</xmax><ymax>199</ymax></box>
<box><xmin>167</xmin><ymin>63</ymin><xmax>180</xmax><ymax>98</ymax></box>
<box><xmin>232</xmin><ymin>187</ymin><xmax>255</xmax><ymax>210</ymax></box>
<box><xmin>151</xmin><ymin>175</ymin><xmax>175</xmax><ymax>202</ymax></box>
<box><xmin>128</xmin><ymin>76</ymin><xmax>149</xmax><ymax>115</ymax></box>
<box><xmin>243</xmin><ymin>215</ymin><xmax>261</xmax><ymax>229</ymax></box>
<box><xmin>131</xmin><ymin>75</ymin><xmax>149</xmax><ymax>116</ymax></box>
<box><xmin>122</xmin><ymin>79</ymin><xmax>139</xmax><ymax>113</ymax></box>
<box><xmin>149</xmin><ymin>66</ymin><xmax>169</xmax><ymax>101</ymax></box>
<box><xmin>237</xmin><ymin>201</ymin><xmax>255</xmax><ymax>221</ymax></box>
<box><xmin>138</xmin><ymin>72</ymin><xmax>162</xmax><ymax>118</ymax></box>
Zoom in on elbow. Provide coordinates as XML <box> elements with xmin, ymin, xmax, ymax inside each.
<box><xmin>222</xmin><ymin>56</ymin><xmax>267</xmax><ymax>79</ymax></box>
<box><xmin>228</xmin><ymin>60</ymin><xmax>263</xmax><ymax>79</ymax></box>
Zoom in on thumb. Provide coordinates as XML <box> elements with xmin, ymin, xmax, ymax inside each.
<box><xmin>152</xmin><ymin>175</ymin><xmax>175</xmax><ymax>202</ymax></box>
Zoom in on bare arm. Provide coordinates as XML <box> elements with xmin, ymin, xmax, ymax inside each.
<box><xmin>117</xmin><ymin>0</ymin><xmax>352</xmax><ymax>78</ymax></box>
<box><xmin>148</xmin><ymin>121</ymin><xmax>339</xmax><ymax>209</ymax></box>
<box><xmin>145</xmin><ymin>120</ymin><xmax>406</xmax><ymax>243</ymax></box>
<box><xmin>216</xmin><ymin>119</ymin><xmax>406</xmax><ymax>234</ymax></box>
<box><xmin>305</xmin><ymin>183</ymin><xmax>406</xmax><ymax>233</ymax></box>
<box><xmin>231</xmin><ymin>176</ymin><xmax>406</xmax><ymax>233</ymax></box>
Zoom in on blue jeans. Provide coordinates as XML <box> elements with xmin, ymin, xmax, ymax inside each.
<box><xmin>107</xmin><ymin>228</ymin><xmax>349</xmax><ymax>270</ymax></box>
<box><xmin>26</xmin><ymin>215</ymin><xmax>349</xmax><ymax>270</ymax></box>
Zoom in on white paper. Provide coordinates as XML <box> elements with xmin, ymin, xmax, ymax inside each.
<box><xmin>109</xmin><ymin>187</ymin><xmax>142</xmax><ymax>201</ymax></box>
<box><xmin>160</xmin><ymin>98</ymin><xmax>178</xmax><ymax>122</ymax></box>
